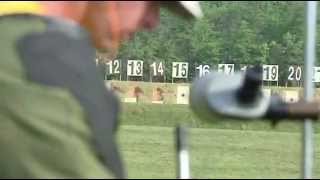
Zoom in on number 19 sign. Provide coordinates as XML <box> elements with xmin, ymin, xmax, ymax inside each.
<box><xmin>263</xmin><ymin>65</ymin><xmax>278</xmax><ymax>81</ymax></box>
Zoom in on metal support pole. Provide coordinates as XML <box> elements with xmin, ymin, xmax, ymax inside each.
<box><xmin>176</xmin><ymin>125</ymin><xmax>191</xmax><ymax>179</ymax></box>
<box><xmin>120</xmin><ymin>61</ymin><xmax>122</xmax><ymax>81</ymax></box>
<box><xmin>302</xmin><ymin>1</ymin><xmax>317</xmax><ymax>178</ymax></box>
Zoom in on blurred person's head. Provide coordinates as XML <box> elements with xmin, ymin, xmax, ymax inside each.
<box><xmin>0</xmin><ymin>1</ymin><xmax>202</xmax><ymax>58</ymax></box>
<box><xmin>40</xmin><ymin>1</ymin><xmax>202</xmax><ymax>57</ymax></box>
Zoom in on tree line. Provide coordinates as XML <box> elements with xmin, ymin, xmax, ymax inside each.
<box><xmin>97</xmin><ymin>1</ymin><xmax>320</xmax><ymax>86</ymax></box>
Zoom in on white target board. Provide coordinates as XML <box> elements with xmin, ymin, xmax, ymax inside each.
<box><xmin>176</xmin><ymin>86</ymin><xmax>189</xmax><ymax>104</ymax></box>
<box><xmin>195</xmin><ymin>64</ymin><xmax>210</xmax><ymax>77</ymax></box>
<box><xmin>123</xmin><ymin>97</ymin><xmax>137</xmax><ymax>103</ymax></box>
<box><xmin>127</xmin><ymin>60</ymin><xmax>143</xmax><ymax>76</ymax></box>
<box><xmin>218</xmin><ymin>64</ymin><xmax>234</xmax><ymax>75</ymax></box>
<box><xmin>263</xmin><ymin>65</ymin><xmax>278</xmax><ymax>81</ymax></box>
<box><xmin>150</xmin><ymin>62</ymin><xmax>164</xmax><ymax>76</ymax></box>
<box><xmin>283</xmin><ymin>90</ymin><xmax>299</xmax><ymax>103</ymax></box>
<box><xmin>106</xmin><ymin>59</ymin><xmax>121</xmax><ymax>75</ymax></box>
<box><xmin>172</xmin><ymin>62</ymin><xmax>189</xmax><ymax>78</ymax></box>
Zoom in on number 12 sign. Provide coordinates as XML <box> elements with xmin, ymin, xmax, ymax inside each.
<box><xmin>106</xmin><ymin>59</ymin><xmax>121</xmax><ymax>75</ymax></box>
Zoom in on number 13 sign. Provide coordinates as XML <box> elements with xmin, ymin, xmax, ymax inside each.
<box><xmin>127</xmin><ymin>60</ymin><xmax>143</xmax><ymax>76</ymax></box>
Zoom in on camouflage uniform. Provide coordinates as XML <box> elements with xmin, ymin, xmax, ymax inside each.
<box><xmin>0</xmin><ymin>14</ymin><xmax>124</xmax><ymax>178</ymax></box>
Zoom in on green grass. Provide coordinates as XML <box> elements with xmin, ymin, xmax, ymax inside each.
<box><xmin>117</xmin><ymin>103</ymin><xmax>320</xmax><ymax>178</ymax></box>
<box><xmin>118</xmin><ymin>125</ymin><xmax>320</xmax><ymax>179</ymax></box>
<box><xmin>119</xmin><ymin>103</ymin><xmax>320</xmax><ymax>133</ymax></box>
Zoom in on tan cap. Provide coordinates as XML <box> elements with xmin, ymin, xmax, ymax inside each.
<box><xmin>160</xmin><ymin>1</ymin><xmax>203</xmax><ymax>19</ymax></box>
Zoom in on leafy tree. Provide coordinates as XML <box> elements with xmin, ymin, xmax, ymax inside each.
<box><xmin>98</xmin><ymin>1</ymin><xmax>319</xmax><ymax>87</ymax></box>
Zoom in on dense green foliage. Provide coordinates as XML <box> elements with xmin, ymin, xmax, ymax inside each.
<box><xmin>107</xmin><ymin>3</ymin><xmax>320</xmax><ymax>177</ymax></box>
<box><xmin>111</xmin><ymin>2</ymin><xmax>319</xmax><ymax>84</ymax></box>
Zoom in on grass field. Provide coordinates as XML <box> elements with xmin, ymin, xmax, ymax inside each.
<box><xmin>109</xmin><ymin>79</ymin><xmax>320</xmax><ymax>178</ymax></box>
<box><xmin>118</xmin><ymin>125</ymin><xmax>320</xmax><ymax>179</ymax></box>
<box><xmin>119</xmin><ymin>103</ymin><xmax>320</xmax><ymax>133</ymax></box>
<box><xmin>117</xmin><ymin>103</ymin><xmax>320</xmax><ymax>179</ymax></box>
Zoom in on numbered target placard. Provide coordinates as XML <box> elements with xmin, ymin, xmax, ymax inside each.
<box><xmin>218</xmin><ymin>64</ymin><xmax>234</xmax><ymax>75</ymax></box>
<box><xmin>239</xmin><ymin>64</ymin><xmax>255</xmax><ymax>73</ymax></box>
<box><xmin>150</xmin><ymin>62</ymin><xmax>164</xmax><ymax>76</ymax></box>
<box><xmin>240</xmin><ymin>64</ymin><xmax>248</xmax><ymax>72</ymax></box>
<box><xmin>172</xmin><ymin>62</ymin><xmax>189</xmax><ymax>78</ymax></box>
<box><xmin>106</xmin><ymin>59</ymin><xmax>121</xmax><ymax>75</ymax></box>
<box><xmin>195</xmin><ymin>64</ymin><xmax>211</xmax><ymax>77</ymax></box>
<box><xmin>288</xmin><ymin>65</ymin><xmax>302</xmax><ymax>81</ymax></box>
<box><xmin>312</xmin><ymin>67</ymin><xmax>320</xmax><ymax>82</ymax></box>
<box><xmin>263</xmin><ymin>65</ymin><xmax>278</xmax><ymax>81</ymax></box>
<box><xmin>127</xmin><ymin>60</ymin><xmax>143</xmax><ymax>76</ymax></box>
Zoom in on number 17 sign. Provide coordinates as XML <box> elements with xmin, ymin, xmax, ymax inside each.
<box><xmin>218</xmin><ymin>64</ymin><xmax>234</xmax><ymax>75</ymax></box>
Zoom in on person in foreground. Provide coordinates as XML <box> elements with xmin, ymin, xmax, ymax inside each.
<box><xmin>0</xmin><ymin>1</ymin><xmax>202</xmax><ymax>178</ymax></box>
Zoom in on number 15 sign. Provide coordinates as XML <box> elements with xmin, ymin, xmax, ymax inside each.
<box><xmin>172</xmin><ymin>62</ymin><xmax>188</xmax><ymax>79</ymax></box>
